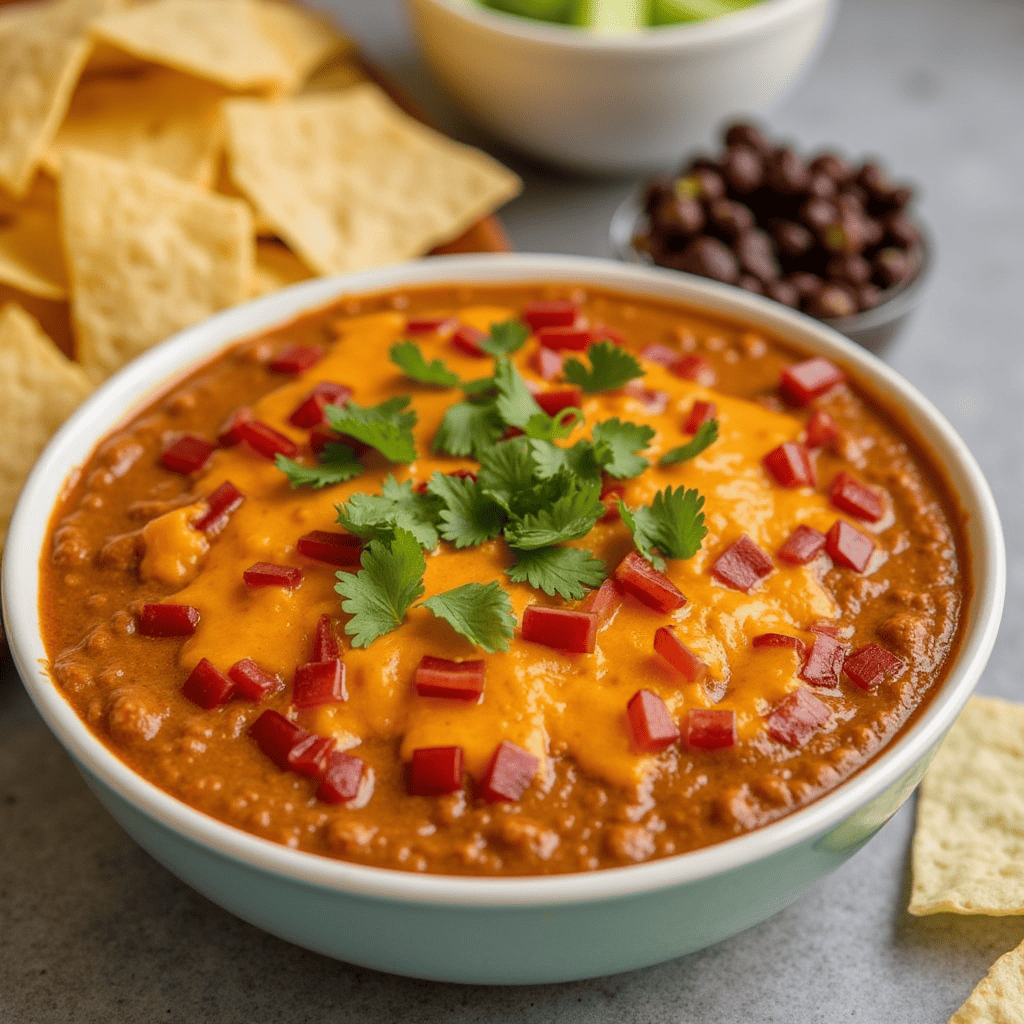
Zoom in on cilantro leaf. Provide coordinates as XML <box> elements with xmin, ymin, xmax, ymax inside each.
<box><xmin>619</xmin><ymin>486</ymin><xmax>707</xmax><ymax>570</ymax></box>
<box><xmin>326</xmin><ymin>396</ymin><xmax>417</xmax><ymax>463</ymax></box>
<box><xmin>592</xmin><ymin>418</ymin><xmax>655</xmax><ymax>479</ymax></box>
<box><xmin>336</xmin><ymin>475</ymin><xmax>441</xmax><ymax>549</ymax></box>
<box><xmin>477</xmin><ymin>436</ymin><xmax>537</xmax><ymax>512</ymax></box>
<box><xmin>275</xmin><ymin>442</ymin><xmax>363</xmax><ymax>489</ymax></box>
<box><xmin>493</xmin><ymin>358</ymin><xmax>545</xmax><ymax>429</ymax></box>
<box><xmin>427</xmin><ymin>472</ymin><xmax>505</xmax><ymax>549</ymax></box>
<box><xmin>506</xmin><ymin>546</ymin><xmax>606</xmax><ymax>600</ymax></box>
<box><xmin>390</xmin><ymin>341</ymin><xmax>461</xmax><ymax>388</ymax></box>
<box><xmin>432</xmin><ymin>398</ymin><xmax>504</xmax><ymax>457</ymax></box>
<box><xmin>478</xmin><ymin>318</ymin><xmax>530</xmax><ymax>357</ymax></box>
<box><xmin>562</xmin><ymin>341</ymin><xmax>644</xmax><ymax>394</ymax></box>
<box><xmin>335</xmin><ymin>529</ymin><xmax>426</xmax><ymax>648</ymax></box>
<box><xmin>523</xmin><ymin>407</ymin><xmax>582</xmax><ymax>442</ymax></box>
<box><xmin>503</xmin><ymin>479</ymin><xmax>604</xmax><ymax>549</ymax></box>
<box><xmin>421</xmin><ymin>582</ymin><xmax>516</xmax><ymax>653</ymax></box>
<box><xmin>529</xmin><ymin>438</ymin><xmax>603</xmax><ymax>485</ymax></box>
<box><xmin>660</xmin><ymin>419</ymin><xmax>720</xmax><ymax>466</ymax></box>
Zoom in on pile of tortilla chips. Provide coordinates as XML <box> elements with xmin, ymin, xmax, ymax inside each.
<box><xmin>910</xmin><ymin>695</ymin><xmax>1024</xmax><ymax>1021</ymax></box>
<box><xmin>0</xmin><ymin>0</ymin><xmax>521</xmax><ymax>547</ymax></box>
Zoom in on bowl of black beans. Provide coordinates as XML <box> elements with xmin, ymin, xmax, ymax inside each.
<box><xmin>612</xmin><ymin>121</ymin><xmax>929</xmax><ymax>356</ymax></box>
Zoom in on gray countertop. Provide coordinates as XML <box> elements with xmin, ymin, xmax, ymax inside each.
<box><xmin>3</xmin><ymin>0</ymin><xmax>1023</xmax><ymax>1019</ymax></box>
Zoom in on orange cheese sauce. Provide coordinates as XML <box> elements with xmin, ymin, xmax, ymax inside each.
<box><xmin>147</xmin><ymin>304</ymin><xmax>859</xmax><ymax>791</ymax></box>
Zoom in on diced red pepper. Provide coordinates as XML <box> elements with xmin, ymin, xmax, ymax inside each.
<box><xmin>308</xmin><ymin>425</ymin><xmax>370</xmax><ymax>459</ymax></box>
<box><xmin>292</xmin><ymin>659</ymin><xmax>346</xmax><ymax>709</ymax></box>
<box><xmin>479</xmin><ymin>740</ymin><xmax>540</xmax><ymax>802</ymax></box>
<box><xmin>640</xmin><ymin>343</ymin><xmax>680</xmax><ymax>368</ymax></box>
<box><xmin>829</xmin><ymin>471</ymin><xmax>884</xmax><ymax>523</ymax></box>
<box><xmin>522</xmin><ymin>299</ymin><xmax>579</xmax><ymax>330</ymax></box>
<box><xmin>406</xmin><ymin>314</ymin><xmax>456</xmax><ymax>335</ymax></box>
<box><xmin>218</xmin><ymin>407</ymin><xmax>254</xmax><ymax>447</ymax></box>
<box><xmin>521</xmin><ymin>606</ymin><xmax>598</xmax><ymax>654</ymax></box>
<box><xmin>581</xmin><ymin>578</ymin><xmax>621</xmax><ymax>624</ymax></box>
<box><xmin>626</xmin><ymin>689</ymin><xmax>679</xmax><ymax>753</ymax></box>
<box><xmin>599</xmin><ymin>481</ymin><xmax>625</xmax><ymax>521</ymax></box>
<box><xmin>653</xmin><ymin>626</ymin><xmax>708</xmax><ymax>684</ymax></box>
<box><xmin>684</xmin><ymin>400</ymin><xmax>717</xmax><ymax>434</ymax></box>
<box><xmin>685</xmin><ymin>708</ymin><xmax>737</xmax><ymax>750</ymax></box>
<box><xmin>763</xmin><ymin>441</ymin><xmax>815</xmax><ymax>488</ymax></box>
<box><xmin>537</xmin><ymin>325</ymin><xmax>592</xmax><ymax>351</ymax></box>
<box><xmin>805</xmin><ymin>409</ymin><xmax>839</xmax><ymax>449</ymax></box>
<box><xmin>799</xmin><ymin>632</ymin><xmax>845</xmax><ymax>688</ymax></box>
<box><xmin>780</xmin><ymin>357</ymin><xmax>845</xmax><ymax>406</ymax></box>
<box><xmin>296</xmin><ymin>530</ymin><xmax>362</xmax><ymax>568</ymax></box>
<box><xmin>670</xmin><ymin>354</ymin><xmax>716</xmax><ymax>387</ymax></box>
<box><xmin>408</xmin><ymin>746</ymin><xmax>463</xmax><ymax>796</ymax></box>
<box><xmin>534</xmin><ymin>386</ymin><xmax>583</xmax><ymax>417</ymax></box>
<box><xmin>414</xmin><ymin>655</ymin><xmax>486</xmax><ymax>701</ymax></box>
<box><xmin>182</xmin><ymin>657</ymin><xmax>234</xmax><ymax>709</ymax></box>
<box><xmin>842</xmin><ymin>643</ymin><xmax>904</xmax><ymax>691</ymax></box>
<box><xmin>826</xmin><ymin>520</ymin><xmax>875</xmax><ymax>572</ymax></box>
<box><xmin>316</xmin><ymin>750</ymin><xmax>366</xmax><ymax>804</ymax></box>
<box><xmin>268</xmin><ymin>343</ymin><xmax>324</xmax><ymax>374</ymax></box>
<box><xmin>809</xmin><ymin>621</ymin><xmax>842</xmax><ymax>637</ymax></box>
<box><xmin>766</xmin><ymin>687</ymin><xmax>831</xmax><ymax>747</ymax></box>
<box><xmin>137</xmin><ymin>603</ymin><xmax>200</xmax><ymax>637</ymax></box>
<box><xmin>592</xmin><ymin>321</ymin><xmax>625</xmax><ymax>346</ymax></box>
<box><xmin>249</xmin><ymin>709</ymin><xmax>308</xmax><ymax>769</ymax></box>
<box><xmin>242</xmin><ymin>561</ymin><xmax>303</xmax><ymax>589</ymax></box>
<box><xmin>160</xmin><ymin>434</ymin><xmax>216</xmax><ymax>475</ymax></box>
<box><xmin>193</xmin><ymin>480</ymin><xmax>245</xmax><ymax>537</ymax></box>
<box><xmin>287</xmin><ymin>733</ymin><xmax>336</xmax><ymax>779</ymax></box>
<box><xmin>311</xmin><ymin>614</ymin><xmax>339</xmax><ymax>662</ymax></box>
<box><xmin>227</xmin><ymin>658</ymin><xmax>283</xmax><ymax>702</ymax></box>
<box><xmin>622</xmin><ymin>380</ymin><xmax>669</xmax><ymax>413</ymax></box>
<box><xmin>532</xmin><ymin>346</ymin><xmax>564</xmax><ymax>381</ymax></box>
<box><xmin>614</xmin><ymin>551</ymin><xmax>687</xmax><ymax>613</ymax></box>
<box><xmin>288</xmin><ymin>381</ymin><xmax>352</xmax><ymax>429</ymax></box>
<box><xmin>451</xmin><ymin>324</ymin><xmax>488</xmax><ymax>357</ymax></box>
<box><xmin>777</xmin><ymin>524</ymin><xmax>826</xmax><ymax>565</ymax></box>
<box><xmin>237</xmin><ymin>420</ymin><xmax>298</xmax><ymax>460</ymax></box>
<box><xmin>711</xmin><ymin>534</ymin><xmax>774</xmax><ymax>593</ymax></box>
<box><xmin>752</xmin><ymin>632</ymin><xmax>805</xmax><ymax>652</ymax></box>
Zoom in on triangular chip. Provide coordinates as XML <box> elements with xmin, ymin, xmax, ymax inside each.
<box><xmin>910</xmin><ymin>695</ymin><xmax>1024</xmax><ymax>915</ymax></box>
<box><xmin>0</xmin><ymin>0</ymin><xmax>123</xmax><ymax>197</ymax></box>
<box><xmin>43</xmin><ymin>66</ymin><xmax>226</xmax><ymax>187</ymax></box>
<box><xmin>301</xmin><ymin>52</ymin><xmax>370</xmax><ymax>95</ymax></box>
<box><xmin>254</xmin><ymin>0</ymin><xmax>353</xmax><ymax>94</ymax></box>
<box><xmin>0</xmin><ymin>284</ymin><xmax>75</xmax><ymax>359</ymax></box>
<box><xmin>89</xmin><ymin>0</ymin><xmax>293</xmax><ymax>92</ymax></box>
<box><xmin>251</xmin><ymin>239</ymin><xmax>313</xmax><ymax>297</ymax></box>
<box><xmin>59</xmin><ymin>149</ymin><xmax>253</xmax><ymax>382</ymax></box>
<box><xmin>223</xmin><ymin>84</ymin><xmax>522</xmax><ymax>276</ymax></box>
<box><xmin>0</xmin><ymin>302</ymin><xmax>92</xmax><ymax>546</ymax></box>
<box><xmin>0</xmin><ymin>180</ymin><xmax>68</xmax><ymax>300</ymax></box>
<box><xmin>950</xmin><ymin>940</ymin><xmax>1024</xmax><ymax>1023</ymax></box>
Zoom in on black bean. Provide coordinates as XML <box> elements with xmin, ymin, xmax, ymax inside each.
<box><xmin>809</xmin><ymin>152</ymin><xmax>853</xmax><ymax>185</ymax></box>
<box><xmin>856</xmin><ymin>282</ymin><xmax>883</xmax><ymax>310</ymax></box>
<box><xmin>798</xmin><ymin>197</ymin><xmax>839</xmax><ymax>235</ymax></box>
<box><xmin>883</xmin><ymin>211</ymin><xmax>920</xmax><ymax>248</ymax></box>
<box><xmin>765</xmin><ymin>279</ymin><xmax>800</xmax><ymax>307</ymax></box>
<box><xmin>722</xmin><ymin>145</ymin><xmax>765</xmax><ymax>194</ymax></box>
<box><xmin>807</xmin><ymin>173</ymin><xmax>839</xmax><ymax>200</ymax></box>
<box><xmin>767</xmin><ymin>218</ymin><xmax>815</xmax><ymax>261</ymax></box>
<box><xmin>804</xmin><ymin>282</ymin><xmax>858</xmax><ymax>319</ymax></box>
<box><xmin>765</xmin><ymin>147</ymin><xmax>811</xmax><ymax>194</ymax></box>
<box><xmin>873</xmin><ymin>247</ymin><xmax>911</xmax><ymax>287</ymax></box>
<box><xmin>708</xmin><ymin>198</ymin><xmax>755</xmax><ymax>239</ymax></box>
<box><xmin>787</xmin><ymin>271</ymin><xmax>822</xmax><ymax>299</ymax></box>
<box><xmin>734</xmin><ymin>229</ymin><xmax>780</xmax><ymax>283</ymax></box>
<box><xmin>822</xmin><ymin>210</ymin><xmax>870</xmax><ymax>255</ymax></box>
<box><xmin>668</xmin><ymin>236</ymin><xmax>741</xmax><ymax>284</ymax></box>
<box><xmin>653</xmin><ymin>194</ymin><xmax>705</xmax><ymax>237</ymax></box>
<box><xmin>738</xmin><ymin>274</ymin><xmax>764</xmax><ymax>294</ymax></box>
<box><xmin>826</xmin><ymin>254</ymin><xmax>872</xmax><ymax>286</ymax></box>
<box><xmin>723</xmin><ymin>121</ymin><xmax>772</xmax><ymax>155</ymax></box>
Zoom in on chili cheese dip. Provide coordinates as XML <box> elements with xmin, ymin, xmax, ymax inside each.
<box><xmin>40</xmin><ymin>283</ymin><xmax>968</xmax><ymax>875</ymax></box>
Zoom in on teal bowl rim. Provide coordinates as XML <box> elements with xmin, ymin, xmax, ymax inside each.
<box><xmin>2</xmin><ymin>253</ymin><xmax>1005</xmax><ymax>911</ymax></box>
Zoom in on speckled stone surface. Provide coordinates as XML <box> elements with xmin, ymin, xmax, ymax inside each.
<box><xmin>3</xmin><ymin>0</ymin><xmax>1023</xmax><ymax>1019</ymax></box>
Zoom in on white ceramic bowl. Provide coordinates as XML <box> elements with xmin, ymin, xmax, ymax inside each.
<box><xmin>3</xmin><ymin>254</ymin><xmax>1004</xmax><ymax>984</ymax></box>
<box><xmin>405</xmin><ymin>0</ymin><xmax>837</xmax><ymax>174</ymax></box>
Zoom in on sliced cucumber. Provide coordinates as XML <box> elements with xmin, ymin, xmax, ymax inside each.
<box><xmin>569</xmin><ymin>0</ymin><xmax>650</xmax><ymax>30</ymax></box>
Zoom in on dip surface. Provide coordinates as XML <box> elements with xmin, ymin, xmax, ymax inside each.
<box><xmin>40</xmin><ymin>282</ymin><xmax>967</xmax><ymax>875</ymax></box>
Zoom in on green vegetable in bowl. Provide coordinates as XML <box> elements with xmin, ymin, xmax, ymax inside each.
<box><xmin>473</xmin><ymin>0</ymin><xmax>759</xmax><ymax>26</ymax></box>
<box><xmin>650</xmin><ymin>0</ymin><xmax>759</xmax><ymax>23</ymax></box>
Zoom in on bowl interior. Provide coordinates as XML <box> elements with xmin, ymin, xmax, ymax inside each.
<box><xmin>3</xmin><ymin>253</ymin><xmax>1004</xmax><ymax>908</ymax></box>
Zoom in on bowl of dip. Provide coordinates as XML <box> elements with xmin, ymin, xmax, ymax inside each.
<box><xmin>3</xmin><ymin>253</ymin><xmax>1004</xmax><ymax>983</ymax></box>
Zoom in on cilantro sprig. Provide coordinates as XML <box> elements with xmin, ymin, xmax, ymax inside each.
<box><xmin>276</xmin><ymin>442</ymin><xmax>363</xmax><ymax>489</ymax></box>
<box><xmin>326</xmin><ymin>396</ymin><xmax>417</xmax><ymax>463</ymax></box>
<box><xmin>390</xmin><ymin>342</ymin><xmax>462</xmax><ymax>388</ymax></box>
<box><xmin>619</xmin><ymin>486</ymin><xmax>708</xmax><ymax>571</ymax></box>
<box><xmin>422</xmin><ymin>582</ymin><xmax>515</xmax><ymax>653</ymax></box>
<box><xmin>563</xmin><ymin>341</ymin><xmax>644</xmax><ymax>394</ymax></box>
<box><xmin>506</xmin><ymin>546</ymin><xmax>606</xmax><ymax>600</ymax></box>
<box><xmin>660</xmin><ymin>419</ymin><xmax>719</xmax><ymax>466</ymax></box>
<box><xmin>478</xmin><ymin>318</ymin><xmax>530</xmax><ymax>357</ymax></box>
<box><xmin>336</xmin><ymin>476</ymin><xmax>442</xmax><ymax>549</ymax></box>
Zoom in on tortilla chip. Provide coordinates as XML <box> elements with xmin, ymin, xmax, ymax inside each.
<box><xmin>0</xmin><ymin>0</ymin><xmax>123</xmax><ymax>197</ymax></box>
<box><xmin>44</xmin><ymin>66</ymin><xmax>226</xmax><ymax>187</ymax></box>
<box><xmin>0</xmin><ymin>181</ymin><xmax>68</xmax><ymax>300</ymax></box>
<box><xmin>301</xmin><ymin>53</ymin><xmax>370</xmax><ymax>95</ymax></box>
<box><xmin>909</xmin><ymin>695</ymin><xmax>1024</xmax><ymax>916</ymax></box>
<box><xmin>949</xmin><ymin>939</ymin><xmax>1024</xmax><ymax>1023</ymax></box>
<box><xmin>0</xmin><ymin>284</ymin><xmax>75</xmax><ymax>359</ymax></box>
<box><xmin>89</xmin><ymin>0</ymin><xmax>293</xmax><ymax>92</ymax></box>
<box><xmin>251</xmin><ymin>239</ymin><xmax>313</xmax><ymax>297</ymax></box>
<box><xmin>254</xmin><ymin>0</ymin><xmax>353</xmax><ymax>93</ymax></box>
<box><xmin>59</xmin><ymin>149</ymin><xmax>253</xmax><ymax>382</ymax></box>
<box><xmin>223</xmin><ymin>84</ymin><xmax>521</xmax><ymax>276</ymax></box>
<box><xmin>0</xmin><ymin>302</ymin><xmax>92</xmax><ymax>546</ymax></box>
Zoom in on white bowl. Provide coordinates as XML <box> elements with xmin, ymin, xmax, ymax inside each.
<box><xmin>405</xmin><ymin>0</ymin><xmax>837</xmax><ymax>174</ymax></box>
<box><xmin>3</xmin><ymin>254</ymin><xmax>1005</xmax><ymax>984</ymax></box>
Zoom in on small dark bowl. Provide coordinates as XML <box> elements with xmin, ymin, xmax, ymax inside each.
<box><xmin>609</xmin><ymin>193</ymin><xmax>932</xmax><ymax>358</ymax></box>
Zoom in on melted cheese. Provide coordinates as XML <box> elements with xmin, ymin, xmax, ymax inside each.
<box><xmin>160</xmin><ymin>306</ymin><xmax>845</xmax><ymax>791</ymax></box>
